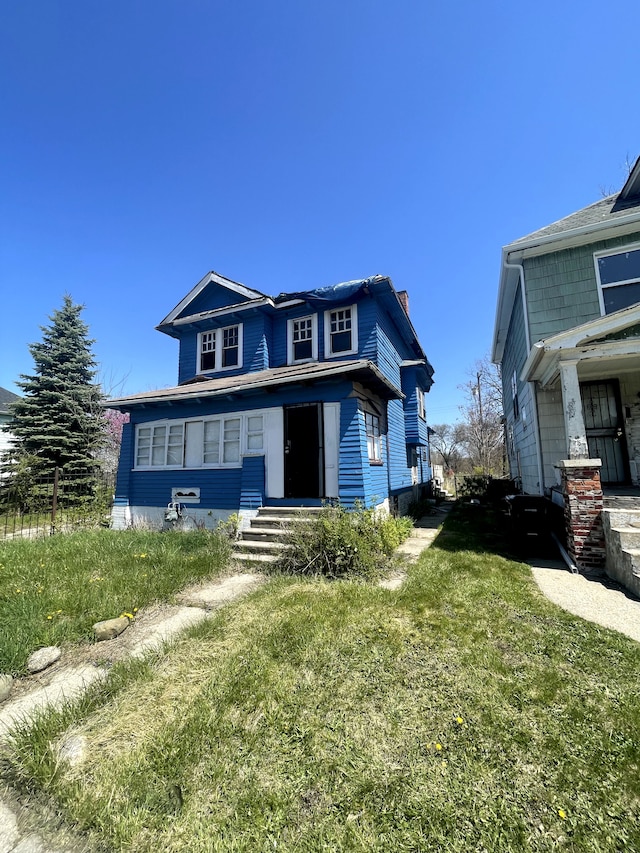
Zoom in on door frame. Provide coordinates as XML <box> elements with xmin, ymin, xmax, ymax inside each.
<box><xmin>283</xmin><ymin>402</ymin><xmax>324</xmax><ymax>498</ymax></box>
<box><xmin>580</xmin><ymin>378</ymin><xmax>630</xmax><ymax>485</ymax></box>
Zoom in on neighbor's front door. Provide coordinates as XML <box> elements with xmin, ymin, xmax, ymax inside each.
<box><xmin>284</xmin><ymin>403</ymin><xmax>324</xmax><ymax>498</ymax></box>
<box><xmin>580</xmin><ymin>380</ymin><xmax>629</xmax><ymax>485</ymax></box>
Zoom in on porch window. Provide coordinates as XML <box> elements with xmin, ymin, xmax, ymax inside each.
<box><xmin>203</xmin><ymin>417</ymin><xmax>241</xmax><ymax>465</ymax></box>
<box><xmin>246</xmin><ymin>415</ymin><xmax>264</xmax><ymax>451</ymax></box>
<box><xmin>595</xmin><ymin>245</ymin><xmax>640</xmax><ymax>315</ymax></box>
<box><xmin>365</xmin><ymin>412</ymin><xmax>382</xmax><ymax>462</ymax></box>
<box><xmin>134</xmin><ymin>410</ymin><xmax>264</xmax><ymax>469</ymax></box>
<box><xmin>198</xmin><ymin>324</ymin><xmax>243</xmax><ymax>373</ymax></box>
<box><xmin>288</xmin><ymin>315</ymin><xmax>317</xmax><ymax>364</ymax></box>
<box><xmin>325</xmin><ymin>305</ymin><xmax>358</xmax><ymax>357</ymax></box>
<box><xmin>136</xmin><ymin>423</ymin><xmax>185</xmax><ymax>468</ymax></box>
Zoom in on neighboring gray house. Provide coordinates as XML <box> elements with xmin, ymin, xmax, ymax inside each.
<box><xmin>0</xmin><ymin>386</ymin><xmax>19</xmax><ymax>459</ymax></box>
<box><xmin>493</xmin><ymin>159</ymin><xmax>640</xmax><ymax>589</ymax></box>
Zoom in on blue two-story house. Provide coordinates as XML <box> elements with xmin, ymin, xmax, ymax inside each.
<box><xmin>107</xmin><ymin>272</ymin><xmax>434</xmax><ymax>529</ymax></box>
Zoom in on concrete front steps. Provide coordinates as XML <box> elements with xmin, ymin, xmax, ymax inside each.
<box><xmin>232</xmin><ymin>506</ymin><xmax>324</xmax><ymax>566</ymax></box>
<box><xmin>602</xmin><ymin>507</ymin><xmax>640</xmax><ymax>598</ymax></box>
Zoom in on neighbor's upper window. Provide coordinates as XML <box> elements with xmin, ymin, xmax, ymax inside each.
<box><xmin>325</xmin><ymin>305</ymin><xmax>358</xmax><ymax>357</ymax></box>
<box><xmin>288</xmin><ymin>314</ymin><xmax>318</xmax><ymax>364</ymax></box>
<box><xmin>198</xmin><ymin>324</ymin><xmax>243</xmax><ymax>373</ymax></box>
<box><xmin>595</xmin><ymin>245</ymin><xmax>640</xmax><ymax>315</ymax></box>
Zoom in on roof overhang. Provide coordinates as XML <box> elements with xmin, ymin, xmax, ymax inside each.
<box><xmin>105</xmin><ymin>359</ymin><xmax>403</xmax><ymax>411</ymax></box>
<box><xmin>521</xmin><ymin>303</ymin><xmax>640</xmax><ymax>387</ymax></box>
<box><xmin>158</xmin><ymin>271</ymin><xmax>267</xmax><ymax>329</ymax></box>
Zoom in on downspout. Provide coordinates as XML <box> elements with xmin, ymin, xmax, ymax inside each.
<box><xmin>504</xmin><ymin>261</ymin><xmax>545</xmax><ymax>496</ymax></box>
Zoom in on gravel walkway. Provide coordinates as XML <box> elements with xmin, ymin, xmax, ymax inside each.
<box><xmin>530</xmin><ymin>559</ymin><xmax>640</xmax><ymax>643</ymax></box>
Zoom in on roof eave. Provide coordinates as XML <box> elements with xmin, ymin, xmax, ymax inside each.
<box><xmin>105</xmin><ymin>360</ymin><xmax>403</xmax><ymax>410</ymax></box>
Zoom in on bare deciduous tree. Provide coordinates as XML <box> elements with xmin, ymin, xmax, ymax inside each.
<box><xmin>457</xmin><ymin>356</ymin><xmax>506</xmax><ymax>476</ymax></box>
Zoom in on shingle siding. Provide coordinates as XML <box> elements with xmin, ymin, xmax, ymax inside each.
<box><xmin>501</xmin><ymin>279</ymin><xmax>540</xmax><ymax>493</ymax></box>
<box><xmin>525</xmin><ymin>230</ymin><xmax>640</xmax><ymax>342</ymax></box>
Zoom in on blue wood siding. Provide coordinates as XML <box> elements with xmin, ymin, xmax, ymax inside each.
<box><xmin>176</xmin><ymin>284</ymin><xmax>251</xmax><ymax>318</ymax></box>
<box><xmin>337</xmin><ymin>397</ymin><xmax>366</xmax><ymax>507</ymax></box>
<box><xmin>249</xmin><ymin>315</ymin><xmax>271</xmax><ymax>372</ymax></box>
<box><xmin>336</xmin><ymin>397</ymin><xmax>390</xmax><ymax>508</ymax></box>
<box><xmin>130</xmin><ymin>468</ymin><xmax>241</xmax><ymax>510</ymax></box>
<box><xmin>375</xmin><ymin>325</ymin><xmax>402</xmax><ymax>388</ymax></box>
<box><xmin>386</xmin><ymin>398</ymin><xmax>413</xmax><ymax>492</ymax></box>
<box><xmin>401</xmin><ymin>365</ymin><xmax>429</xmax><ymax>445</ymax></box>
<box><xmin>240</xmin><ymin>456</ymin><xmax>265</xmax><ymax>510</ymax></box>
<box><xmin>114</xmin><ymin>423</ymin><xmax>135</xmax><ymax>505</ymax></box>
<box><xmin>178</xmin><ymin>334</ymin><xmax>198</xmax><ymax>384</ymax></box>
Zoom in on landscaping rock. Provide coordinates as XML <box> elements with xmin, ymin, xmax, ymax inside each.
<box><xmin>27</xmin><ymin>646</ymin><xmax>61</xmax><ymax>674</ymax></box>
<box><xmin>93</xmin><ymin>616</ymin><xmax>130</xmax><ymax>641</ymax></box>
<box><xmin>0</xmin><ymin>675</ymin><xmax>13</xmax><ymax>703</ymax></box>
<box><xmin>57</xmin><ymin>734</ymin><xmax>88</xmax><ymax>767</ymax></box>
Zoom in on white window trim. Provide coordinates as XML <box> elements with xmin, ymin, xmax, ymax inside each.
<box><xmin>324</xmin><ymin>304</ymin><xmax>358</xmax><ymax>358</ymax></box>
<box><xmin>594</xmin><ymin>242</ymin><xmax>640</xmax><ymax>316</ymax></box>
<box><xmin>417</xmin><ymin>388</ymin><xmax>426</xmax><ymax>420</ymax></box>
<box><xmin>135</xmin><ymin>420</ymin><xmax>185</xmax><ymax>470</ymax></box>
<box><xmin>287</xmin><ymin>314</ymin><xmax>318</xmax><ymax>365</ymax></box>
<box><xmin>197</xmin><ymin>323</ymin><xmax>243</xmax><ymax>374</ymax></box>
<box><xmin>133</xmin><ymin>408</ymin><xmax>264</xmax><ymax>471</ymax></box>
<box><xmin>364</xmin><ymin>410</ymin><xmax>382</xmax><ymax>463</ymax></box>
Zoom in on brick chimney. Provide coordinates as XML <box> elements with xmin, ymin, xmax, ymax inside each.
<box><xmin>397</xmin><ymin>290</ymin><xmax>409</xmax><ymax>316</ymax></box>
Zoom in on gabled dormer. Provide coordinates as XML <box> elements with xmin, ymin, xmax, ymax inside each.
<box><xmin>157</xmin><ymin>271</ymin><xmax>274</xmax><ymax>385</ymax></box>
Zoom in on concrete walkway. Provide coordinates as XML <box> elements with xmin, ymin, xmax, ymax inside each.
<box><xmin>530</xmin><ymin>559</ymin><xmax>640</xmax><ymax>644</ymax></box>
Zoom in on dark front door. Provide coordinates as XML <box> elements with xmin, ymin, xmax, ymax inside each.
<box><xmin>284</xmin><ymin>403</ymin><xmax>323</xmax><ymax>498</ymax></box>
<box><xmin>581</xmin><ymin>380</ymin><xmax>629</xmax><ymax>485</ymax></box>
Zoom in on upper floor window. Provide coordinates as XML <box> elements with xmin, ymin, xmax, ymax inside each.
<box><xmin>287</xmin><ymin>314</ymin><xmax>318</xmax><ymax>364</ymax></box>
<box><xmin>595</xmin><ymin>245</ymin><xmax>640</xmax><ymax>315</ymax></box>
<box><xmin>417</xmin><ymin>388</ymin><xmax>426</xmax><ymax>420</ymax></box>
<box><xmin>198</xmin><ymin>324</ymin><xmax>243</xmax><ymax>373</ymax></box>
<box><xmin>325</xmin><ymin>305</ymin><xmax>358</xmax><ymax>357</ymax></box>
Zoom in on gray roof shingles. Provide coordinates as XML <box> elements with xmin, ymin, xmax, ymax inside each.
<box><xmin>507</xmin><ymin>192</ymin><xmax>640</xmax><ymax>249</ymax></box>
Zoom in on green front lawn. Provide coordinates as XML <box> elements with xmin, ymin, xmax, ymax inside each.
<box><xmin>4</xmin><ymin>506</ymin><xmax>640</xmax><ymax>851</ymax></box>
<box><xmin>0</xmin><ymin>528</ymin><xmax>231</xmax><ymax>674</ymax></box>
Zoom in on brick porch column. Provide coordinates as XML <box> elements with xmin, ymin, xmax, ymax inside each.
<box><xmin>557</xmin><ymin>459</ymin><xmax>605</xmax><ymax>572</ymax></box>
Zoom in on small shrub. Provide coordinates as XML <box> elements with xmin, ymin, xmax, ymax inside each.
<box><xmin>278</xmin><ymin>505</ymin><xmax>412</xmax><ymax>579</ymax></box>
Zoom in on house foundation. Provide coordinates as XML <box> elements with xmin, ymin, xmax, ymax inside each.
<box><xmin>557</xmin><ymin>459</ymin><xmax>606</xmax><ymax>572</ymax></box>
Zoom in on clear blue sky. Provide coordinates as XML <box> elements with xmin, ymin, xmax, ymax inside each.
<box><xmin>2</xmin><ymin>1</ymin><xmax>640</xmax><ymax>425</ymax></box>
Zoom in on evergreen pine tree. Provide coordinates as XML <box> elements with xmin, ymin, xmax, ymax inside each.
<box><xmin>8</xmin><ymin>295</ymin><xmax>105</xmax><ymax>474</ymax></box>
